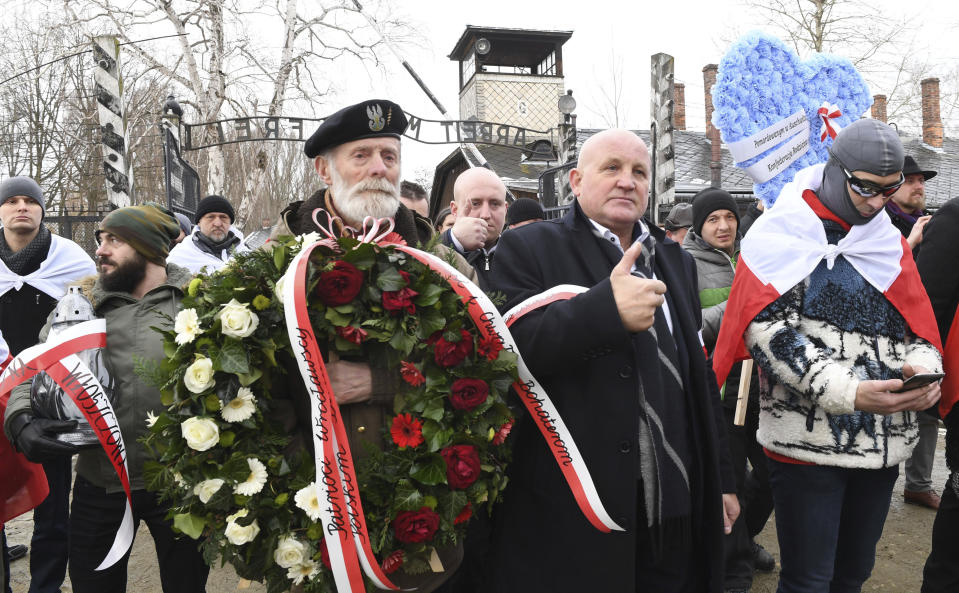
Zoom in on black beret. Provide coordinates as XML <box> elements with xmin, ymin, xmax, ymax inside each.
<box><xmin>304</xmin><ymin>99</ymin><xmax>409</xmax><ymax>159</ymax></box>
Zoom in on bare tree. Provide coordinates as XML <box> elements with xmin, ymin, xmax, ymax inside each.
<box><xmin>53</xmin><ymin>0</ymin><xmax>414</xmax><ymax>230</ymax></box>
<box><xmin>740</xmin><ymin>0</ymin><xmax>957</xmax><ymax>135</ymax></box>
<box><xmin>586</xmin><ymin>47</ymin><xmax>632</xmax><ymax>129</ymax></box>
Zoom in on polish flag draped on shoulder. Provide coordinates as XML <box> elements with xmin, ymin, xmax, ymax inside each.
<box><xmin>712</xmin><ymin>163</ymin><xmax>942</xmax><ymax>387</ymax></box>
<box><xmin>0</xmin><ymin>333</ymin><xmax>47</xmax><ymax>527</ymax></box>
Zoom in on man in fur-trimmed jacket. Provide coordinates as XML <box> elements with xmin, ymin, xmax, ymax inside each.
<box><xmin>3</xmin><ymin>205</ymin><xmax>206</xmax><ymax>593</ymax></box>
<box><xmin>714</xmin><ymin>118</ymin><xmax>943</xmax><ymax>593</ymax></box>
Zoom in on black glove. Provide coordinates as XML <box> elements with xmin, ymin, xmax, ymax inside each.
<box><xmin>8</xmin><ymin>414</ymin><xmax>79</xmax><ymax>463</ymax></box>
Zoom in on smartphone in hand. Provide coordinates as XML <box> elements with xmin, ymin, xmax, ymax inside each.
<box><xmin>892</xmin><ymin>373</ymin><xmax>945</xmax><ymax>393</ymax></box>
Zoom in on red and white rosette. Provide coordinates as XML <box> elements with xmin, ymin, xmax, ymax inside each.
<box><xmin>0</xmin><ymin>319</ymin><xmax>134</xmax><ymax>571</ymax></box>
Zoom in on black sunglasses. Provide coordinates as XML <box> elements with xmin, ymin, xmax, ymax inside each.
<box><xmin>837</xmin><ymin>164</ymin><xmax>905</xmax><ymax>198</ymax></box>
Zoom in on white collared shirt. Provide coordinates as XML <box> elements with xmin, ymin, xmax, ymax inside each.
<box><xmin>587</xmin><ymin>218</ymin><xmax>674</xmax><ymax>334</ymax></box>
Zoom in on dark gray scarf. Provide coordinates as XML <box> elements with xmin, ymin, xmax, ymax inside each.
<box><xmin>0</xmin><ymin>225</ymin><xmax>51</xmax><ymax>275</ymax></box>
<box><xmin>193</xmin><ymin>229</ymin><xmax>241</xmax><ymax>257</ymax></box>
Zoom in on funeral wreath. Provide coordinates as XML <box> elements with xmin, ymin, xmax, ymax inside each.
<box><xmin>142</xmin><ymin>229</ymin><xmax>517</xmax><ymax>593</ymax></box>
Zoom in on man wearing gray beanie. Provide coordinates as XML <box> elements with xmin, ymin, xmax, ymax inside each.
<box><xmin>0</xmin><ymin>176</ymin><xmax>95</xmax><ymax>593</ymax></box>
<box><xmin>712</xmin><ymin>118</ymin><xmax>943</xmax><ymax>593</ymax></box>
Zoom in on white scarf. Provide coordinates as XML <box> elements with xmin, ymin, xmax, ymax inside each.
<box><xmin>0</xmin><ymin>235</ymin><xmax>96</xmax><ymax>299</ymax></box>
<box><xmin>742</xmin><ymin>163</ymin><xmax>904</xmax><ymax>295</ymax></box>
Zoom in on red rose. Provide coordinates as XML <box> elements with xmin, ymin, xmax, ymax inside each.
<box><xmin>390</xmin><ymin>413</ymin><xmax>424</xmax><ymax>448</ymax></box>
<box><xmin>440</xmin><ymin>444</ymin><xmax>481</xmax><ymax>490</ymax></box>
<box><xmin>477</xmin><ymin>334</ymin><xmax>503</xmax><ymax>361</ymax></box>
<box><xmin>453</xmin><ymin>502</ymin><xmax>472</xmax><ymax>525</ymax></box>
<box><xmin>400</xmin><ymin>361</ymin><xmax>425</xmax><ymax>387</ymax></box>
<box><xmin>336</xmin><ymin>325</ymin><xmax>368</xmax><ymax>345</ymax></box>
<box><xmin>449</xmin><ymin>378</ymin><xmax>489</xmax><ymax>411</ymax></box>
<box><xmin>382</xmin><ymin>550</ymin><xmax>404</xmax><ymax>574</ymax></box>
<box><xmin>320</xmin><ymin>538</ymin><xmax>331</xmax><ymax>569</ymax></box>
<box><xmin>492</xmin><ymin>419</ymin><xmax>514</xmax><ymax>446</ymax></box>
<box><xmin>382</xmin><ymin>271</ymin><xmax>418</xmax><ymax>315</ymax></box>
<box><xmin>393</xmin><ymin>507</ymin><xmax>440</xmax><ymax>543</ymax></box>
<box><xmin>316</xmin><ymin>261</ymin><xmax>364</xmax><ymax>306</ymax></box>
<box><xmin>430</xmin><ymin>329</ymin><xmax>473</xmax><ymax>367</ymax></box>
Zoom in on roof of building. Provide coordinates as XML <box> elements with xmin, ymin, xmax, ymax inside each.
<box><xmin>448</xmin><ymin>26</ymin><xmax>573</xmax><ymax>63</ymax></box>
<box><xmin>429</xmin><ymin>127</ymin><xmax>959</xmax><ymax>217</ymax></box>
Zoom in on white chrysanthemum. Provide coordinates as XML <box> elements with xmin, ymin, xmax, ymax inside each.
<box><xmin>287</xmin><ymin>559</ymin><xmax>319</xmax><ymax>585</ymax></box>
<box><xmin>183</xmin><ymin>357</ymin><xmax>216</xmax><ymax>394</ymax></box>
<box><xmin>174</xmin><ymin>308</ymin><xmax>202</xmax><ymax>345</ymax></box>
<box><xmin>217</xmin><ymin>299</ymin><xmax>259</xmax><ymax>339</ymax></box>
<box><xmin>274</xmin><ymin>536</ymin><xmax>307</xmax><ymax>569</ymax></box>
<box><xmin>221</xmin><ymin>387</ymin><xmax>256</xmax><ymax>423</ymax></box>
<box><xmin>294</xmin><ymin>482</ymin><xmax>322</xmax><ymax>521</ymax></box>
<box><xmin>234</xmin><ymin>458</ymin><xmax>268</xmax><ymax>496</ymax></box>
<box><xmin>193</xmin><ymin>478</ymin><xmax>225</xmax><ymax>503</ymax></box>
<box><xmin>180</xmin><ymin>417</ymin><xmax>219</xmax><ymax>451</ymax></box>
<box><xmin>145</xmin><ymin>410</ymin><xmax>159</xmax><ymax>428</ymax></box>
<box><xmin>274</xmin><ymin>273</ymin><xmax>290</xmax><ymax>309</ymax></box>
<box><xmin>224</xmin><ymin>509</ymin><xmax>260</xmax><ymax>545</ymax></box>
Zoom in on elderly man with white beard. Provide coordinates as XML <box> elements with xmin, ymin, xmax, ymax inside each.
<box><xmin>269</xmin><ymin>99</ymin><xmax>477</xmax><ymax>591</ymax></box>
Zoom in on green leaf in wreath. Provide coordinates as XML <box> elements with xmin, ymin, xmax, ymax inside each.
<box><xmin>272</xmin><ymin>245</ymin><xmax>287</xmax><ymax>272</ymax></box>
<box><xmin>344</xmin><ymin>242</ymin><xmax>376</xmax><ymax>269</ymax></box>
<box><xmin>376</xmin><ymin>266</ymin><xmax>406</xmax><ymax>291</ymax></box>
<box><xmin>204</xmin><ymin>394</ymin><xmax>221</xmax><ymax>413</ymax></box>
<box><xmin>160</xmin><ymin>389</ymin><xmax>174</xmax><ymax>407</ymax></box>
<box><xmin>416</xmin><ymin>310</ymin><xmax>447</xmax><ymax>338</ymax></box>
<box><xmin>216</xmin><ymin>338</ymin><xmax>250</xmax><ymax>375</ymax></box>
<box><xmin>219</xmin><ymin>430</ymin><xmax>236</xmax><ymax>447</ymax></box>
<box><xmin>173</xmin><ymin>513</ymin><xmax>207</xmax><ymax>539</ymax></box>
<box><xmin>236</xmin><ymin>367</ymin><xmax>262</xmax><ymax>386</ymax></box>
<box><xmin>422</xmin><ymin>400</ymin><xmax>445</xmax><ymax>422</ymax></box>
<box><xmin>410</xmin><ymin>455</ymin><xmax>447</xmax><ymax>486</ymax></box>
<box><xmin>325</xmin><ymin>307</ymin><xmax>353</xmax><ymax>327</ymax></box>
<box><xmin>388</xmin><ymin>328</ymin><xmax>417</xmax><ymax>355</ymax></box>
<box><xmin>413</xmin><ymin>284</ymin><xmax>444</xmax><ymax>307</ymax></box>
<box><xmin>393</xmin><ymin>479</ymin><xmax>425</xmax><ymax>511</ymax></box>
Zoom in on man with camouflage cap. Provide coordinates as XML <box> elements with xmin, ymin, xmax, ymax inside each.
<box><xmin>4</xmin><ymin>205</ymin><xmax>206</xmax><ymax>593</ymax></box>
<box><xmin>713</xmin><ymin>118</ymin><xmax>943</xmax><ymax>592</ymax></box>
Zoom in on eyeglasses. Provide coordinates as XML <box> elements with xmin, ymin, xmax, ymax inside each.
<box><xmin>94</xmin><ymin>230</ymin><xmax>126</xmax><ymax>248</ymax></box>
<box><xmin>837</xmin><ymin>164</ymin><xmax>905</xmax><ymax>198</ymax></box>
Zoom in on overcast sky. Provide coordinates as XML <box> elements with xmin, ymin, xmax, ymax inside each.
<box><xmin>333</xmin><ymin>0</ymin><xmax>956</xmax><ymax>180</ymax></box>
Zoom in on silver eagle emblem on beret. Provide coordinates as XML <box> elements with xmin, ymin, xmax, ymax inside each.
<box><xmin>367</xmin><ymin>104</ymin><xmax>386</xmax><ymax>132</ymax></box>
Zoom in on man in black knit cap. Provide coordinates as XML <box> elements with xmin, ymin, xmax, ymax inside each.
<box><xmin>0</xmin><ymin>176</ymin><xmax>95</xmax><ymax>593</ymax></box>
<box><xmin>168</xmin><ymin>194</ymin><xmax>249</xmax><ymax>274</ymax></box>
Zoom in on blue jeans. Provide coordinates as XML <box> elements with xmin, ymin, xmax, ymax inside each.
<box><xmin>768</xmin><ymin>459</ymin><xmax>898</xmax><ymax>593</ymax></box>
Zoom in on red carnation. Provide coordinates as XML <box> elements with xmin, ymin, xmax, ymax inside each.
<box><xmin>440</xmin><ymin>444</ymin><xmax>481</xmax><ymax>490</ymax></box>
<box><xmin>449</xmin><ymin>378</ymin><xmax>489</xmax><ymax>411</ymax></box>
<box><xmin>382</xmin><ymin>271</ymin><xmax>418</xmax><ymax>315</ymax></box>
<box><xmin>390</xmin><ymin>413</ymin><xmax>424</xmax><ymax>448</ymax></box>
<box><xmin>453</xmin><ymin>503</ymin><xmax>473</xmax><ymax>525</ymax></box>
<box><xmin>492</xmin><ymin>419</ymin><xmax>514</xmax><ymax>446</ymax></box>
<box><xmin>477</xmin><ymin>334</ymin><xmax>504</xmax><ymax>361</ymax></box>
<box><xmin>336</xmin><ymin>325</ymin><xmax>368</xmax><ymax>345</ymax></box>
<box><xmin>320</xmin><ymin>538</ymin><xmax>331</xmax><ymax>569</ymax></box>
<box><xmin>316</xmin><ymin>261</ymin><xmax>364</xmax><ymax>306</ymax></box>
<box><xmin>430</xmin><ymin>329</ymin><xmax>474</xmax><ymax>368</ymax></box>
<box><xmin>393</xmin><ymin>507</ymin><xmax>440</xmax><ymax>543</ymax></box>
<box><xmin>400</xmin><ymin>361</ymin><xmax>425</xmax><ymax>386</ymax></box>
<box><xmin>381</xmin><ymin>550</ymin><xmax>404</xmax><ymax>574</ymax></box>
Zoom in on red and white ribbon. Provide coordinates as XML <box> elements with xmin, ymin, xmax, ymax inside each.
<box><xmin>282</xmin><ymin>244</ymin><xmax>399</xmax><ymax>593</ymax></box>
<box><xmin>394</xmin><ymin>247</ymin><xmax>623</xmax><ymax>534</ymax></box>
<box><xmin>0</xmin><ymin>319</ymin><xmax>133</xmax><ymax>570</ymax></box>
<box><xmin>818</xmin><ymin>101</ymin><xmax>842</xmax><ymax>142</ymax></box>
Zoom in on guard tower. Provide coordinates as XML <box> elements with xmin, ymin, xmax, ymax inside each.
<box><xmin>449</xmin><ymin>26</ymin><xmax>573</xmax><ymax>138</ymax></box>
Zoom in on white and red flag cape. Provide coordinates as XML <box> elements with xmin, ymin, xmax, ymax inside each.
<box><xmin>713</xmin><ymin>163</ymin><xmax>942</xmax><ymax>388</ymax></box>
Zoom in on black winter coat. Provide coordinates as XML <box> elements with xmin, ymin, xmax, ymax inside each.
<box><xmin>485</xmin><ymin>202</ymin><xmax>732</xmax><ymax>593</ymax></box>
<box><xmin>916</xmin><ymin>198</ymin><xmax>959</xmax><ymax>468</ymax></box>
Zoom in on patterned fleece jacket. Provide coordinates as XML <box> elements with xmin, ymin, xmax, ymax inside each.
<box><xmin>744</xmin><ymin>218</ymin><xmax>942</xmax><ymax>468</ymax></box>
